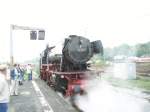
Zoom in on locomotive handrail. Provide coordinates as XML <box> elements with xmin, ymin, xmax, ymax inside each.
<box><xmin>48</xmin><ymin>70</ymin><xmax>102</xmax><ymax>75</ymax></box>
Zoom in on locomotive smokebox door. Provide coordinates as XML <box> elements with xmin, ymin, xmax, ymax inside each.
<box><xmin>64</xmin><ymin>35</ymin><xmax>93</xmax><ymax>64</ymax></box>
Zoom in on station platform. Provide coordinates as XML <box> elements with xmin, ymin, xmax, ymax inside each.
<box><xmin>9</xmin><ymin>79</ymin><xmax>77</xmax><ymax>112</ymax></box>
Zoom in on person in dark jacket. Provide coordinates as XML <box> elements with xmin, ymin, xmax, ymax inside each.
<box><xmin>18</xmin><ymin>64</ymin><xmax>23</xmax><ymax>85</ymax></box>
<box><xmin>10</xmin><ymin>64</ymin><xmax>19</xmax><ymax>96</ymax></box>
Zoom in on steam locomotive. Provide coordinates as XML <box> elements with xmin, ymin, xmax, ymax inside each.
<box><xmin>40</xmin><ymin>35</ymin><xmax>103</xmax><ymax>96</ymax></box>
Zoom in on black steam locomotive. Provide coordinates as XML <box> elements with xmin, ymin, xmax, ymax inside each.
<box><xmin>40</xmin><ymin>35</ymin><xmax>103</xmax><ymax>96</ymax></box>
<box><xmin>42</xmin><ymin>35</ymin><xmax>103</xmax><ymax>71</ymax></box>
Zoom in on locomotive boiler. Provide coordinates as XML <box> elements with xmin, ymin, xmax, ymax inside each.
<box><xmin>40</xmin><ymin>35</ymin><xmax>103</xmax><ymax>96</ymax></box>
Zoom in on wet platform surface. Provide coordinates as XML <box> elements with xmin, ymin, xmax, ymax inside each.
<box><xmin>9</xmin><ymin>79</ymin><xmax>77</xmax><ymax>112</ymax></box>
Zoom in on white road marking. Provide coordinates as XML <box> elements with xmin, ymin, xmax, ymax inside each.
<box><xmin>20</xmin><ymin>91</ymin><xmax>31</xmax><ymax>95</ymax></box>
<box><xmin>32</xmin><ymin>80</ymin><xmax>54</xmax><ymax>112</ymax></box>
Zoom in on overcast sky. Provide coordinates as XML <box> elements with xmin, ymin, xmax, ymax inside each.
<box><xmin>0</xmin><ymin>0</ymin><xmax>150</xmax><ymax>62</ymax></box>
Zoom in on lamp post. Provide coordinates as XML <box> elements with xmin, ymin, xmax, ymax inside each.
<box><xmin>10</xmin><ymin>25</ymin><xmax>14</xmax><ymax>66</ymax></box>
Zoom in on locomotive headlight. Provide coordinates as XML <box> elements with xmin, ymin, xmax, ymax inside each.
<box><xmin>61</xmin><ymin>75</ymin><xmax>64</xmax><ymax>78</ymax></box>
<box><xmin>52</xmin><ymin>74</ymin><xmax>55</xmax><ymax>77</ymax></box>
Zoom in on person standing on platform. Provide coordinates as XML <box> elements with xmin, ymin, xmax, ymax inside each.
<box><xmin>0</xmin><ymin>65</ymin><xmax>9</xmax><ymax>112</ymax></box>
<box><xmin>18</xmin><ymin>64</ymin><xmax>23</xmax><ymax>85</ymax></box>
<box><xmin>10</xmin><ymin>64</ymin><xmax>19</xmax><ymax>96</ymax></box>
<box><xmin>27</xmin><ymin>64</ymin><xmax>32</xmax><ymax>81</ymax></box>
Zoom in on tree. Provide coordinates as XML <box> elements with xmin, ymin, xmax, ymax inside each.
<box><xmin>136</xmin><ymin>42</ymin><xmax>150</xmax><ymax>57</ymax></box>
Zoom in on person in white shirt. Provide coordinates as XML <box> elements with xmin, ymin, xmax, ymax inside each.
<box><xmin>0</xmin><ymin>65</ymin><xmax>9</xmax><ymax>112</ymax></box>
<box><xmin>26</xmin><ymin>64</ymin><xmax>32</xmax><ymax>80</ymax></box>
